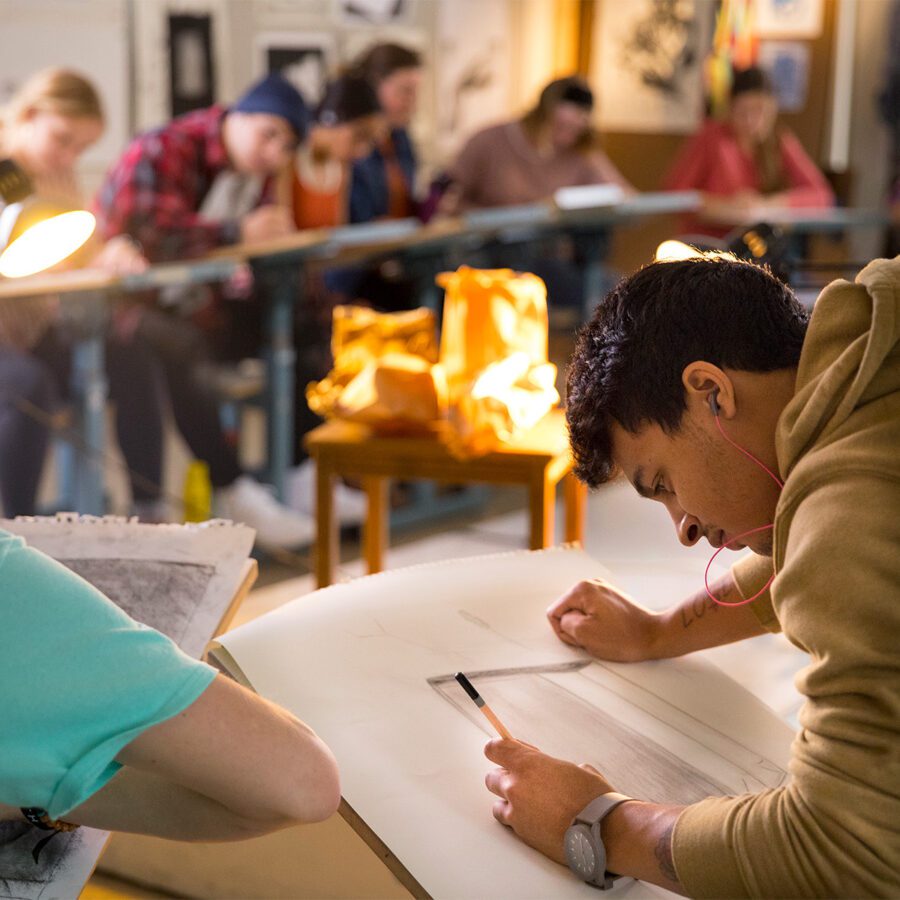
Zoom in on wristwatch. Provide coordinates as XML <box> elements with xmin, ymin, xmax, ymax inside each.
<box><xmin>564</xmin><ymin>792</ymin><xmax>633</xmax><ymax>890</ymax></box>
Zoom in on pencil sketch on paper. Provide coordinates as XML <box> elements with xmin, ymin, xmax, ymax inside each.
<box><xmin>430</xmin><ymin>661</ymin><xmax>788</xmax><ymax>805</ymax></box>
<box><xmin>0</xmin><ymin>821</ymin><xmax>108</xmax><ymax>900</ymax></box>
<box><xmin>1</xmin><ymin>515</ymin><xmax>255</xmax><ymax>658</ymax></box>
<box><xmin>62</xmin><ymin>558</ymin><xmax>216</xmax><ymax>647</ymax></box>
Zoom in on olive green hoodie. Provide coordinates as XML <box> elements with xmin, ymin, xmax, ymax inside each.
<box><xmin>673</xmin><ymin>256</ymin><xmax>900</xmax><ymax>897</ymax></box>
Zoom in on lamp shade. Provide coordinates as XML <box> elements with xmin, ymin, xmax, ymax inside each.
<box><xmin>0</xmin><ymin>199</ymin><xmax>96</xmax><ymax>278</ymax></box>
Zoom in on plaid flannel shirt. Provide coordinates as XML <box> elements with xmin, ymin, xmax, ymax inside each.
<box><xmin>94</xmin><ymin>105</ymin><xmax>272</xmax><ymax>263</ymax></box>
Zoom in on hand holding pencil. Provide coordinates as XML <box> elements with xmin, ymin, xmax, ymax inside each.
<box><xmin>455</xmin><ymin>672</ymin><xmax>515</xmax><ymax>740</ymax></box>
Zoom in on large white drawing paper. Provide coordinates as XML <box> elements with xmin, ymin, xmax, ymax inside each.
<box><xmin>0</xmin><ymin>514</ymin><xmax>254</xmax><ymax>900</ymax></box>
<box><xmin>216</xmin><ymin>547</ymin><xmax>794</xmax><ymax>899</ymax></box>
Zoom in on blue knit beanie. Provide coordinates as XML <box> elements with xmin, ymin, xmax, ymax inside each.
<box><xmin>231</xmin><ymin>73</ymin><xmax>310</xmax><ymax>139</ymax></box>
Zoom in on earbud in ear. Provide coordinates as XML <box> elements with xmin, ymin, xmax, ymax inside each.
<box><xmin>708</xmin><ymin>390</ymin><xmax>721</xmax><ymax>416</ymax></box>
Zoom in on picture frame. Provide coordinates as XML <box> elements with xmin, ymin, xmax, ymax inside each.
<box><xmin>334</xmin><ymin>0</ymin><xmax>411</xmax><ymax>27</ymax></box>
<box><xmin>168</xmin><ymin>13</ymin><xmax>216</xmax><ymax>117</ymax></box>
<box><xmin>758</xmin><ymin>41</ymin><xmax>811</xmax><ymax>113</ymax></box>
<box><xmin>755</xmin><ymin>0</ymin><xmax>824</xmax><ymax>39</ymax></box>
<box><xmin>592</xmin><ymin>0</ymin><xmax>716</xmax><ymax>134</ymax></box>
<box><xmin>256</xmin><ymin>31</ymin><xmax>337</xmax><ymax>107</ymax></box>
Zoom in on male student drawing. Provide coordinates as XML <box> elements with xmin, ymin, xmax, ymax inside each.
<box><xmin>483</xmin><ymin>255</ymin><xmax>900</xmax><ymax>896</ymax></box>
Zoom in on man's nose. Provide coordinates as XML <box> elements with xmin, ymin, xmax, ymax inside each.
<box><xmin>676</xmin><ymin>512</ymin><xmax>703</xmax><ymax>547</ymax></box>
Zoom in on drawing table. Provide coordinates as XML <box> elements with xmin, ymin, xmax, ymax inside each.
<box><xmin>304</xmin><ymin>409</ymin><xmax>587</xmax><ymax>588</ymax></box>
<box><xmin>212</xmin><ymin>546</ymin><xmax>796</xmax><ymax>900</ymax></box>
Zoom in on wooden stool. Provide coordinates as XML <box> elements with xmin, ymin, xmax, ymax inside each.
<box><xmin>305</xmin><ymin>409</ymin><xmax>586</xmax><ymax>588</ymax></box>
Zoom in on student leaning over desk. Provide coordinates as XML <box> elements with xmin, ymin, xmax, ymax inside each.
<box><xmin>93</xmin><ymin>73</ymin><xmax>327</xmax><ymax>548</ymax></box>
<box><xmin>0</xmin><ymin>528</ymin><xmax>340</xmax><ymax>843</ymax></box>
<box><xmin>483</xmin><ymin>255</ymin><xmax>900</xmax><ymax>896</ymax></box>
<box><xmin>664</xmin><ymin>66</ymin><xmax>834</xmax><ymax>238</ymax></box>
<box><xmin>0</xmin><ymin>68</ymin><xmax>152</xmax><ymax>518</ymax></box>
<box><xmin>348</xmin><ymin>42</ymin><xmax>422</xmax><ymax>225</ymax></box>
<box><xmin>332</xmin><ymin>42</ymin><xmax>426</xmax><ymax>315</ymax></box>
<box><xmin>267</xmin><ymin>74</ymin><xmax>381</xmax><ymax>520</ymax></box>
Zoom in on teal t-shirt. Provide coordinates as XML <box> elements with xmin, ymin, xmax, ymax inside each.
<box><xmin>0</xmin><ymin>529</ymin><xmax>216</xmax><ymax>818</ymax></box>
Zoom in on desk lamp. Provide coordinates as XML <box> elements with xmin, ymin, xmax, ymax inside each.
<box><xmin>0</xmin><ymin>158</ymin><xmax>96</xmax><ymax>278</ymax></box>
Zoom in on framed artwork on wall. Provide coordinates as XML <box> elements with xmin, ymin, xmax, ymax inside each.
<box><xmin>334</xmin><ymin>0</ymin><xmax>411</xmax><ymax>27</ymax></box>
<box><xmin>592</xmin><ymin>0</ymin><xmax>715</xmax><ymax>134</ymax></box>
<box><xmin>755</xmin><ymin>0</ymin><xmax>824</xmax><ymax>39</ymax></box>
<box><xmin>256</xmin><ymin>32</ymin><xmax>336</xmax><ymax>107</ymax></box>
<box><xmin>168</xmin><ymin>13</ymin><xmax>216</xmax><ymax>117</ymax></box>
<box><xmin>434</xmin><ymin>0</ymin><xmax>512</xmax><ymax>161</ymax></box>
<box><xmin>758</xmin><ymin>41</ymin><xmax>811</xmax><ymax>113</ymax></box>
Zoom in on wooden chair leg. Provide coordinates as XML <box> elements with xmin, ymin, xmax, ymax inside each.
<box><xmin>363</xmin><ymin>476</ymin><xmax>388</xmax><ymax>575</ymax></box>
<box><xmin>564</xmin><ymin>472</ymin><xmax>587</xmax><ymax>546</ymax></box>
<box><xmin>315</xmin><ymin>461</ymin><xmax>337</xmax><ymax>589</ymax></box>
<box><xmin>528</xmin><ymin>471</ymin><xmax>555</xmax><ymax>550</ymax></box>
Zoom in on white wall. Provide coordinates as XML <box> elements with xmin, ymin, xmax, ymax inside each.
<box><xmin>847</xmin><ymin>0</ymin><xmax>896</xmax><ymax>260</ymax></box>
<box><xmin>0</xmin><ymin>0</ymin><xmax>130</xmax><ymax>193</ymax></box>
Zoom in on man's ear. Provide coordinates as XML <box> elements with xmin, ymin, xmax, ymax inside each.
<box><xmin>682</xmin><ymin>362</ymin><xmax>736</xmax><ymax>419</ymax></box>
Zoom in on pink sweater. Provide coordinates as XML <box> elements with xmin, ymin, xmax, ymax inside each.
<box><xmin>450</xmin><ymin>121</ymin><xmax>631</xmax><ymax>210</ymax></box>
<box><xmin>664</xmin><ymin>119</ymin><xmax>834</xmax><ymax>235</ymax></box>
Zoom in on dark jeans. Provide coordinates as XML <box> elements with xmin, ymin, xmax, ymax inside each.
<box><xmin>0</xmin><ymin>316</ymin><xmax>243</xmax><ymax>516</ymax></box>
<box><xmin>132</xmin><ymin>308</ymin><xmax>242</xmax><ymax>493</ymax></box>
<box><xmin>0</xmin><ymin>345</ymin><xmax>57</xmax><ymax>516</ymax></box>
<box><xmin>209</xmin><ymin>294</ymin><xmax>330</xmax><ymax>467</ymax></box>
<box><xmin>0</xmin><ymin>330</ymin><xmax>166</xmax><ymax>515</ymax></box>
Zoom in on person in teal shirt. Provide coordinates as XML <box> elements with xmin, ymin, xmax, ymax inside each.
<box><xmin>0</xmin><ymin>529</ymin><xmax>340</xmax><ymax>838</ymax></box>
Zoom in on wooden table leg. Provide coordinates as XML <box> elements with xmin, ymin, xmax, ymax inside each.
<box><xmin>528</xmin><ymin>471</ymin><xmax>555</xmax><ymax>550</ymax></box>
<box><xmin>315</xmin><ymin>460</ymin><xmax>337</xmax><ymax>589</ymax></box>
<box><xmin>564</xmin><ymin>472</ymin><xmax>587</xmax><ymax>546</ymax></box>
<box><xmin>363</xmin><ymin>475</ymin><xmax>388</xmax><ymax>575</ymax></box>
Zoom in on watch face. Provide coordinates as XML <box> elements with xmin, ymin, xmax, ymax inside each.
<box><xmin>564</xmin><ymin>825</ymin><xmax>597</xmax><ymax>880</ymax></box>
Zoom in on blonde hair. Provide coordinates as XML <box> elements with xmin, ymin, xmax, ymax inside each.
<box><xmin>1</xmin><ymin>68</ymin><xmax>103</xmax><ymax>151</ymax></box>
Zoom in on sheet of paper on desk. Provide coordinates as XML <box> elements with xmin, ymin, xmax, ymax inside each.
<box><xmin>1</xmin><ymin>515</ymin><xmax>255</xmax><ymax>659</ymax></box>
<box><xmin>215</xmin><ymin>547</ymin><xmax>794</xmax><ymax>899</ymax></box>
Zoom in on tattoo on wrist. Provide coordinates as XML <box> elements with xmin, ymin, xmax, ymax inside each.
<box><xmin>654</xmin><ymin>821</ymin><xmax>679</xmax><ymax>886</ymax></box>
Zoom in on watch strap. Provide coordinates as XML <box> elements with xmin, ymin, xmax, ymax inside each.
<box><xmin>574</xmin><ymin>791</ymin><xmax>634</xmax><ymax>827</ymax></box>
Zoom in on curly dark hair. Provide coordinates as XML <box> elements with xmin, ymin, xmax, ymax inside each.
<box><xmin>566</xmin><ymin>257</ymin><xmax>809</xmax><ymax>488</ymax></box>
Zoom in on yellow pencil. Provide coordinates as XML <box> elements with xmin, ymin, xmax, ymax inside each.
<box><xmin>455</xmin><ymin>672</ymin><xmax>515</xmax><ymax>740</ymax></box>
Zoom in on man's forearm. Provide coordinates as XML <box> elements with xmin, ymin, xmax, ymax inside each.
<box><xmin>649</xmin><ymin>573</ymin><xmax>766</xmax><ymax>659</ymax></box>
<box><xmin>603</xmin><ymin>800</ymin><xmax>686</xmax><ymax>894</ymax></box>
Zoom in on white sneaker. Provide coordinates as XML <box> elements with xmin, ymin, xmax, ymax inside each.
<box><xmin>287</xmin><ymin>459</ymin><xmax>367</xmax><ymax>526</ymax></box>
<box><xmin>215</xmin><ymin>475</ymin><xmax>316</xmax><ymax>550</ymax></box>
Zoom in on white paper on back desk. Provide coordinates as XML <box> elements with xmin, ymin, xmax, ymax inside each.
<box><xmin>215</xmin><ymin>546</ymin><xmax>794</xmax><ymax>899</ymax></box>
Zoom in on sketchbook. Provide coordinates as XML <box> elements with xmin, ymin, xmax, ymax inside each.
<box><xmin>212</xmin><ymin>546</ymin><xmax>795</xmax><ymax>899</ymax></box>
<box><xmin>0</xmin><ymin>514</ymin><xmax>255</xmax><ymax>900</ymax></box>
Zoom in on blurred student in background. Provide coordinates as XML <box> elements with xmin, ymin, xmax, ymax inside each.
<box><xmin>446</xmin><ymin>75</ymin><xmax>632</xmax><ymax>211</ymax></box>
<box><xmin>0</xmin><ymin>68</ymin><xmax>150</xmax><ymax>518</ymax></box>
<box><xmin>445</xmin><ymin>76</ymin><xmax>631</xmax><ymax>314</ymax></box>
<box><xmin>664</xmin><ymin>66</ymin><xmax>834</xmax><ymax>237</ymax></box>
<box><xmin>93</xmin><ymin>73</ymin><xmax>316</xmax><ymax>549</ymax></box>
<box><xmin>277</xmin><ymin>74</ymin><xmax>382</xmax><ymax>520</ymax></box>
<box><xmin>333</xmin><ymin>42</ymin><xmax>425</xmax><ymax>313</ymax></box>
<box><xmin>283</xmin><ymin>74</ymin><xmax>383</xmax><ymax>230</ymax></box>
<box><xmin>349</xmin><ymin>42</ymin><xmax>423</xmax><ymax>223</ymax></box>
